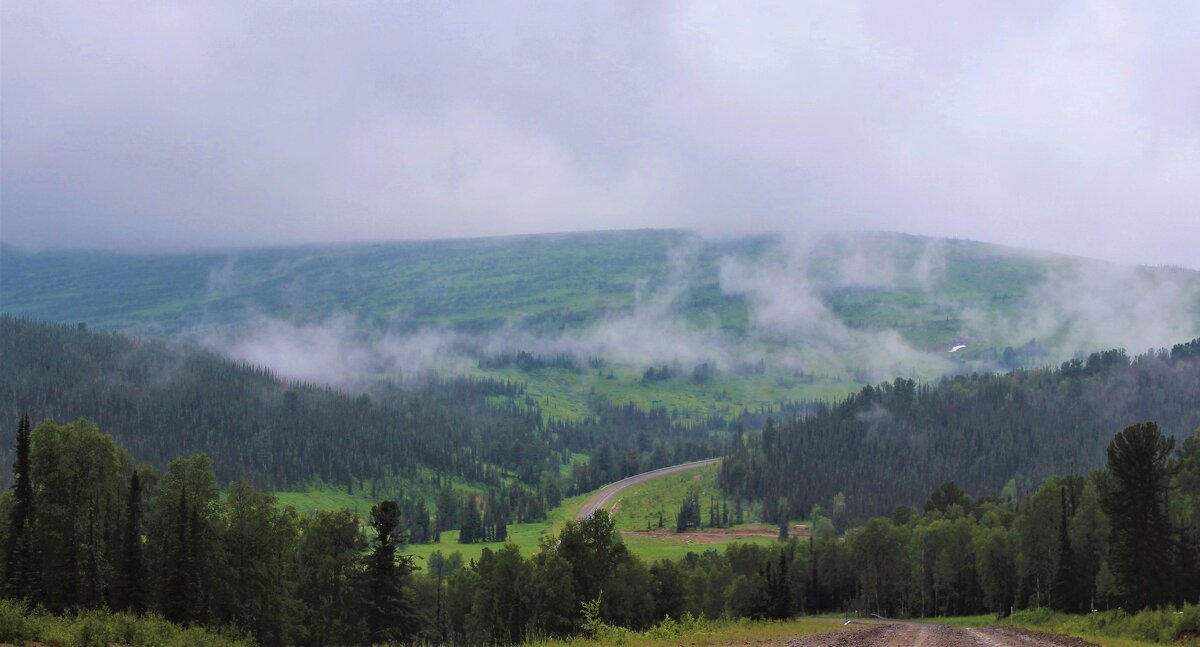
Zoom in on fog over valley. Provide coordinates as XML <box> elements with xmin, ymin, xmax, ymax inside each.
<box><xmin>4</xmin><ymin>4</ymin><xmax>1200</xmax><ymax>644</ymax></box>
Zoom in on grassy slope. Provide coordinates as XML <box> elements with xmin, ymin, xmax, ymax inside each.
<box><xmin>0</xmin><ymin>230</ymin><xmax>683</xmax><ymax>335</ymax></box>
<box><xmin>605</xmin><ymin>463</ymin><xmax>787</xmax><ymax>561</ymax></box>
<box><xmin>472</xmin><ymin>363</ymin><xmax>861</xmax><ymax>424</ymax></box>
<box><xmin>0</xmin><ymin>230</ymin><xmax>1064</xmax><ymax>344</ymax></box>
<box><xmin>8</xmin><ymin>230</ymin><xmax>1199</xmax><ymax>422</ymax></box>
<box><xmin>282</xmin><ymin>464</ymin><xmax>781</xmax><ymax>565</ymax></box>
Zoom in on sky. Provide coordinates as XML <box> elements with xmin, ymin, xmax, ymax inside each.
<box><xmin>2</xmin><ymin>1</ymin><xmax>1198</xmax><ymax>268</ymax></box>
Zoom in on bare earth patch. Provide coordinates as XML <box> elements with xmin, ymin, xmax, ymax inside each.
<box><xmin>625</xmin><ymin>524</ymin><xmax>780</xmax><ymax>543</ymax></box>
<box><xmin>781</xmin><ymin>622</ymin><xmax>1100</xmax><ymax>647</ymax></box>
<box><xmin>624</xmin><ymin>523</ymin><xmax>811</xmax><ymax>543</ymax></box>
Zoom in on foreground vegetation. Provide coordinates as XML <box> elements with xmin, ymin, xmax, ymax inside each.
<box><xmin>0</xmin><ymin>599</ymin><xmax>251</xmax><ymax>647</ymax></box>
<box><xmin>529</xmin><ymin>614</ymin><xmax>853</xmax><ymax>646</ymax></box>
<box><xmin>2</xmin><ymin>410</ymin><xmax>1197</xmax><ymax>645</ymax></box>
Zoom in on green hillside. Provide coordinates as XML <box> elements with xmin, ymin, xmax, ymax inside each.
<box><xmin>0</xmin><ymin>230</ymin><xmax>1097</xmax><ymax>342</ymax></box>
<box><xmin>4</xmin><ymin>229</ymin><xmax>1199</xmax><ymax>419</ymax></box>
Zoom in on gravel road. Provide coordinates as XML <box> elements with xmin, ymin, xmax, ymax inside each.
<box><xmin>786</xmin><ymin>622</ymin><xmax>1099</xmax><ymax>647</ymax></box>
<box><xmin>575</xmin><ymin>458</ymin><xmax>720</xmax><ymax>520</ymax></box>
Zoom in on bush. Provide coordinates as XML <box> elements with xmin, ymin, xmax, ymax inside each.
<box><xmin>0</xmin><ymin>602</ymin><xmax>253</xmax><ymax>647</ymax></box>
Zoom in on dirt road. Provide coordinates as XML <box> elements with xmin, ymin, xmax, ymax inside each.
<box><xmin>575</xmin><ymin>458</ymin><xmax>720</xmax><ymax>520</ymax></box>
<box><xmin>786</xmin><ymin>622</ymin><xmax>1098</xmax><ymax>647</ymax></box>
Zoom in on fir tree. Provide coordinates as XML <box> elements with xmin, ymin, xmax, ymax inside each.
<box><xmin>1099</xmin><ymin>422</ymin><xmax>1177</xmax><ymax>610</ymax></box>
<box><xmin>1051</xmin><ymin>486</ymin><xmax>1078</xmax><ymax>611</ymax></box>
<box><xmin>3</xmin><ymin>415</ymin><xmax>38</xmax><ymax>602</ymax></box>
<box><xmin>362</xmin><ymin>501</ymin><xmax>417</xmax><ymax>643</ymax></box>
<box><xmin>117</xmin><ymin>472</ymin><xmax>145</xmax><ymax>613</ymax></box>
<box><xmin>163</xmin><ymin>489</ymin><xmax>196</xmax><ymax>624</ymax></box>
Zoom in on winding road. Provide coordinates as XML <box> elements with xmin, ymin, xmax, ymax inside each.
<box><xmin>575</xmin><ymin>458</ymin><xmax>720</xmax><ymax>520</ymax></box>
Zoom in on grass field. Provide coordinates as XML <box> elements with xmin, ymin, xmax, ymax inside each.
<box><xmin>402</xmin><ymin>490</ymin><xmax>592</xmax><ymax>566</ymax></box>
<box><xmin>277</xmin><ymin>463</ymin><xmax>786</xmax><ymax>565</ymax></box>
<box><xmin>274</xmin><ymin>485</ymin><xmax>379</xmax><ymax>517</ymax></box>
<box><xmin>601</xmin><ymin>463</ymin><xmax>731</xmax><ymax>531</ymax></box>
<box><xmin>473</xmin><ymin>363</ymin><xmax>861</xmax><ymax>423</ymax></box>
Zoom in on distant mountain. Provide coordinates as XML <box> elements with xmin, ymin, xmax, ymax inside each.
<box><xmin>4</xmin><ymin>230</ymin><xmax>1199</xmax><ymax>414</ymax></box>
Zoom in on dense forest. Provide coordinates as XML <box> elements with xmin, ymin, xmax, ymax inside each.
<box><xmin>0</xmin><ymin>317</ymin><xmax>766</xmax><ymax>537</ymax></box>
<box><xmin>1</xmin><ymin>416</ymin><xmax>1197</xmax><ymax>646</ymax></box>
<box><xmin>720</xmin><ymin>339</ymin><xmax>1200</xmax><ymax>520</ymax></box>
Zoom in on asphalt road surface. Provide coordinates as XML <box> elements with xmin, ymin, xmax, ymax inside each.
<box><xmin>575</xmin><ymin>458</ymin><xmax>720</xmax><ymax>520</ymax></box>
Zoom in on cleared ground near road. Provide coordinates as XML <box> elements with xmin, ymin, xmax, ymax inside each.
<box><xmin>785</xmin><ymin>622</ymin><xmax>1100</xmax><ymax>647</ymax></box>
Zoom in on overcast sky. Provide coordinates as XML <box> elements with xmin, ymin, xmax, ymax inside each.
<box><xmin>2</xmin><ymin>1</ymin><xmax>1198</xmax><ymax>267</ymax></box>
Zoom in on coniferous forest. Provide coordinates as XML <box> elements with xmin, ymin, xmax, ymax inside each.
<box><xmin>0</xmin><ymin>414</ymin><xmax>1198</xmax><ymax>645</ymax></box>
<box><xmin>1</xmin><ymin>319</ymin><xmax>1200</xmax><ymax>645</ymax></box>
<box><xmin>0</xmin><ymin>317</ymin><xmax>739</xmax><ymax>538</ymax></box>
<box><xmin>720</xmin><ymin>340</ymin><xmax>1200</xmax><ymax>520</ymax></box>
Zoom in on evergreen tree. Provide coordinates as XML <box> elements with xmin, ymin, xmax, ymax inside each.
<box><xmin>163</xmin><ymin>489</ymin><xmax>197</xmax><ymax>624</ymax></box>
<box><xmin>1051</xmin><ymin>486</ymin><xmax>1078</xmax><ymax>611</ymax></box>
<box><xmin>117</xmin><ymin>471</ymin><xmax>145</xmax><ymax>613</ymax></box>
<box><xmin>4</xmin><ymin>414</ymin><xmax>38</xmax><ymax>602</ymax></box>
<box><xmin>1098</xmin><ymin>422</ymin><xmax>1177</xmax><ymax>610</ymax></box>
<box><xmin>765</xmin><ymin>551</ymin><xmax>792</xmax><ymax>619</ymax></box>
<box><xmin>362</xmin><ymin>501</ymin><xmax>417</xmax><ymax>644</ymax></box>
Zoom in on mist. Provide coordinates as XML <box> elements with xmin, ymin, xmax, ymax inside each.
<box><xmin>197</xmin><ymin>232</ymin><xmax>1200</xmax><ymax>392</ymax></box>
<box><xmin>2</xmin><ymin>2</ymin><xmax>1199</xmax><ymax>269</ymax></box>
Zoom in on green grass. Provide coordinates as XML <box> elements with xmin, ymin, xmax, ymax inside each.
<box><xmin>278</xmin><ymin>467</ymin><xmax>780</xmax><ymax>565</ymax></box>
<box><xmin>275</xmin><ymin>484</ymin><xmax>379</xmax><ymax>517</ymax></box>
<box><xmin>602</xmin><ymin>463</ymin><xmax>730</xmax><ymax>531</ymax></box>
<box><xmin>0</xmin><ymin>599</ymin><xmax>252</xmax><ymax>647</ymax></box>
<box><xmin>527</xmin><ymin>615</ymin><xmax>854</xmax><ymax>646</ymax></box>
<box><xmin>593</xmin><ymin>462</ymin><xmax>785</xmax><ymax>560</ymax></box>
<box><xmin>473</xmin><ymin>363</ymin><xmax>860</xmax><ymax>424</ymax></box>
<box><xmin>404</xmin><ymin>491</ymin><xmax>592</xmax><ymax>566</ymax></box>
<box><xmin>618</xmin><ymin>532</ymin><xmax>780</xmax><ymax>562</ymax></box>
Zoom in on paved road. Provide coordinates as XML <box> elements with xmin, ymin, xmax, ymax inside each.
<box><xmin>785</xmin><ymin>622</ymin><xmax>1098</xmax><ymax>647</ymax></box>
<box><xmin>575</xmin><ymin>458</ymin><xmax>720</xmax><ymax>520</ymax></box>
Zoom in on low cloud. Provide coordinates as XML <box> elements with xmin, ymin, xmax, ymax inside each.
<box><xmin>195</xmin><ymin>233</ymin><xmax>1200</xmax><ymax>391</ymax></box>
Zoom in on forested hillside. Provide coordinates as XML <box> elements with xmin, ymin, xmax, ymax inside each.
<box><xmin>7</xmin><ymin>230</ymin><xmax>1200</xmax><ymax>423</ymax></box>
<box><xmin>0</xmin><ymin>317</ymin><xmax>773</xmax><ymax>536</ymax></box>
<box><xmin>720</xmin><ymin>339</ymin><xmax>1200</xmax><ymax>519</ymax></box>
<box><xmin>0</xmin><ymin>316</ymin><xmax>535</xmax><ymax>490</ymax></box>
<box><xmin>8</xmin><ymin>229</ymin><xmax>1192</xmax><ymax>350</ymax></box>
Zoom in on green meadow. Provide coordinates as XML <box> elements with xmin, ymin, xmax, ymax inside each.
<box><xmin>276</xmin><ymin>462</ymin><xmax>787</xmax><ymax>566</ymax></box>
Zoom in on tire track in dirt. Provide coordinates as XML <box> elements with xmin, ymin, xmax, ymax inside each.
<box><xmin>783</xmin><ymin>622</ymin><xmax>1100</xmax><ymax>647</ymax></box>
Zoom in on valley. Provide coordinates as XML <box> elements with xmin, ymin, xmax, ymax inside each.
<box><xmin>2</xmin><ymin>231</ymin><xmax>1200</xmax><ymax>646</ymax></box>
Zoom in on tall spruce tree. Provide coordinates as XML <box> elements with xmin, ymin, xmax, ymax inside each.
<box><xmin>1098</xmin><ymin>422</ymin><xmax>1177</xmax><ymax>610</ymax></box>
<box><xmin>1051</xmin><ymin>486</ymin><xmax>1078</xmax><ymax>611</ymax></box>
<box><xmin>163</xmin><ymin>489</ymin><xmax>196</xmax><ymax>624</ymax></box>
<box><xmin>362</xmin><ymin>501</ymin><xmax>417</xmax><ymax>643</ymax></box>
<box><xmin>117</xmin><ymin>471</ymin><xmax>145</xmax><ymax>612</ymax></box>
<box><xmin>4</xmin><ymin>415</ymin><xmax>38</xmax><ymax>601</ymax></box>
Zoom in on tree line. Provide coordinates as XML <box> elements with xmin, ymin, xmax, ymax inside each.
<box><xmin>0</xmin><ymin>317</ymin><xmax>754</xmax><ymax>538</ymax></box>
<box><xmin>720</xmin><ymin>340</ymin><xmax>1200</xmax><ymax>520</ymax></box>
<box><xmin>3</xmin><ymin>415</ymin><xmax>1196</xmax><ymax>645</ymax></box>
